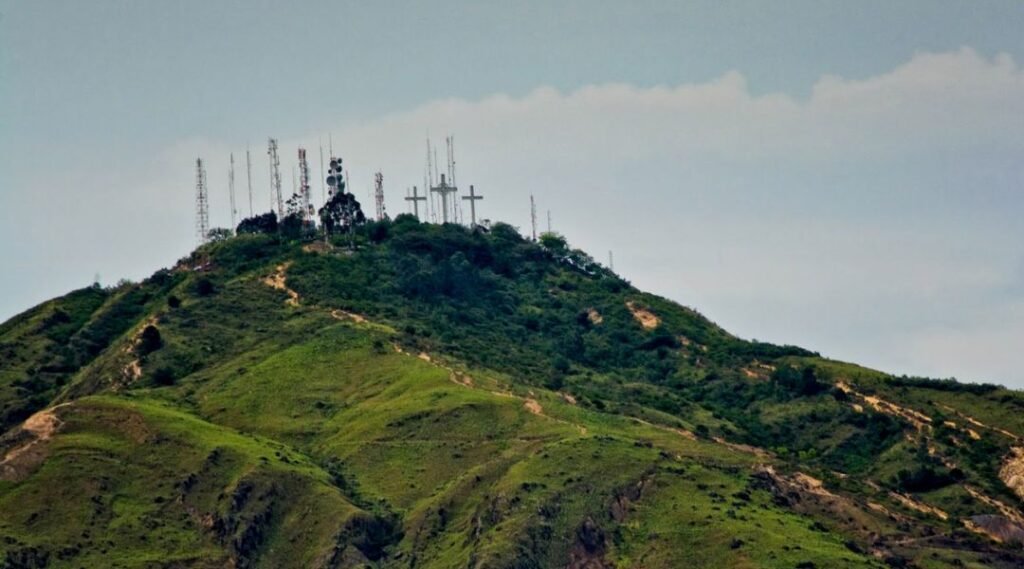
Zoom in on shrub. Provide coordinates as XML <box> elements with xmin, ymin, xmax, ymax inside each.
<box><xmin>136</xmin><ymin>325</ymin><xmax>162</xmax><ymax>356</ymax></box>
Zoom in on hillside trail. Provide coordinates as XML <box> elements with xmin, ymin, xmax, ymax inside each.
<box><xmin>395</xmin><ymin>345</ymin><xmax>589</xmax><ymax>436</ymax></box>
<box><xmin>262</xmin><ymin>262</ymin><xmax>300</xmax><ymax>306</ymax></box>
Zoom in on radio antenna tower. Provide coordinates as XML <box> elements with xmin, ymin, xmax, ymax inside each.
<box><xmin>228</xmin><ymin>153</ymin><xmax>238</xmax><ymax>233</ymax></box>
<box><xmin>245</xmin><ymin>146</ymin><xmax>254</xmax><ymax>217</ymax></box>
<box><xmin>267</xmin><ymin>138</ymin><xmax>283</xmax><ymax>219</ymax></box>
<box><xmin>195</xmin><ymin>158</ymin><xmax>209</xmax><ymax>245</ymax></box>
<box><xmin>374</xmin><ymin>172</ymin><xmax>387</xmax><ymax>220</ymax></box>
<box><xmin>530</xmin><ymin>195</ymin><xmax>537</xmax><ymax>241</ymax></box>
<box><xmin>298</xmin><ymin>148</ymin><xmax>312</xmax><ymax>222</ymax></box>
<box><xmin>546</xmin><ymin>210</ymin><xmax>552</xmax><ymax>233</ymax></box>
<box><xmin>608</xmin><ymin>251</ymin><xmax>614</xmax><ymax>271</ymax></box>
<box><xmin>446</xmin><ymin>135</ymin><xmax>456</xmax><ymax>187</ymax></box>
<box><xmin>318</xmin><ymin>139</ymin><xmax>326</xmax><ymax>206</ymax></box>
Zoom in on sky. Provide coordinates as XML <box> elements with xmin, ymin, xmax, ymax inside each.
<box><xmin>2</xmin><ymin>1</ymin><xmax>1023</xmax><ymax>386</ymax></box>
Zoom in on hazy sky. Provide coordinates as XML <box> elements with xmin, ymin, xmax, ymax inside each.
<box><xmin>2</xmin><ymin>1</ymin><xmax>1023</xmax><ymax>386</ymax></box>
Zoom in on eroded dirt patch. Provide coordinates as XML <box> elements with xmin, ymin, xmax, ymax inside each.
<box><xmin>0</xmin><ymin>404</ymin><xmax>69</xmax><ymax>481</ymax></box>
<box><xmin>262</xmin><ymin>262</ymin><xmax>300</xmax><ymax>306</ymax></box>
<box><xmin>625</xmin><ymin>301</ymin><xmax>659</xmax><ymax>330</ymax></box>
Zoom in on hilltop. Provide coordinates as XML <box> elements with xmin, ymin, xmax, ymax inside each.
<box><xmin>3</xmin><ymin>215</ymin><xmax>1024</xmax><ymax>568</ymax></box>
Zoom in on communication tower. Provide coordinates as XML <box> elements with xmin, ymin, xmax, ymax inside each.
<box><xmin>195</xmin><ymin>158</ymin><xmax>209</xmax><ymax>245</ymax></box>
<box><xmin>267</xmin><ymin>138</ymin><xmax>284</xmax><ymax>218</ymax></box>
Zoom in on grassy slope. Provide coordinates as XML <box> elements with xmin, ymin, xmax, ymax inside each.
<box><xmin>2</xmin><ymin>220</ymin><xmax>1023</xmax><ymax>567</ymax></box>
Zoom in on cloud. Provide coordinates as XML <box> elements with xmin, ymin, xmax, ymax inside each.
<box><xmin>5</xmin><ymin>48</ymin><xmax>1023</xmax><ymax>385</ymax></box>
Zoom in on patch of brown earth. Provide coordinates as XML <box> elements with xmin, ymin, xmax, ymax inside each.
<box><xmin>625</xmin><ymin>301</ymin><xmax>659</xmax><ymax>330</ymax></box>
<box><xmin>0</xmin><ymin>404</ymin><xmax>69</xmax><ymax>482</ymax></box>
<box><xmin>835</xmin><ymin>381</ymin><xmax>932</xmax><ymax>431</ymax></box>
<box><xmin>1000</xmin><ymin>448</ymin><xmax>1024</xmax><ymax>502</ymax></box>
<box><xmin>888</xmin><ymin>492</ymin><xmax>948</xmax><ymax>520</ymax></box>
<box><xmin>964</xmin><ymin>515</ymin><xmax>1024</xmax><ymax>544</ymax></box>
<box><xmin>713</xmin><ymin>437</ymin><xmax>771</xmax><ymax>458</ymax></box>
<box><xmin>560</xmin><ymin>392</ymin><xmax>578</xmax><ymax>405</ymax></box>
<box><xmin>261</xmin><ymin>262</ymin><xmax>300</xmax><ymax>306</ymax></box>
<box><xmin>330</xmin><ymin>309</ymin><xmax>367</xmax><ymax>323</ymax></box>
<box><xmin>963</xmin><ymin>485</ymin><xmax>1024</xmax><ymax>525</ymax></box>
<box><xmin>586</xmin><ymin>308</ymin><xmax>603</xmax><ymax>325</ymax></box>
<box><xmin>523</xmin><ymin>399</ymin><xmax>543</xmax><ymax>415</ymax></box>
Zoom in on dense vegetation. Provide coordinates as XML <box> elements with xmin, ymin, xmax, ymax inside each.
<box><xmin>2</xmin><ymin>214</ymin><xmax>1024</xmax><ymax>568</ymax></box>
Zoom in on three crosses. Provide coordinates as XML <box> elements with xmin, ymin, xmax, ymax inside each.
<box><xmin>406</xmin><ymin>181</ymin><xmax>483</xmax><ymax>227</ymax></box>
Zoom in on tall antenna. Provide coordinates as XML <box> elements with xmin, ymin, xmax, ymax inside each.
<box><xmin>298</xmin><ymin>148</ymin><xmax>312</xmax><ymax>223</ymax></box>
<box><xmin>195</xmin><ymin>158</ymin><xmax>209</xmax><ymax>245</ymax></box>
<box><xmin>245</xmin><ymin>146</ymin><xmax>254</xmax><ymax>217</ymax></box>
<box><xmin>530</xmin><ymin>195</ymin><xmax>537</xmax><ymax>241</ymax></box>
<box><xmin>446</xmin><ymin>135</ymin><xmax>456</xmax><ymax>187</ymax></box>
<box><xmin>267</xmin><ymin>138</ymin><xmax>283</xmax><ymax>218</ymax></box>
<box><xmin>228</xmin><ymin>153</ymin><xmax>238</xmax><ymax>233</ymax></box>
<box><xmin>608</xmin><ymin>250</ymin><xmax>614</xmax><ymax>271</ymax></box>
<box><xmin>318</xmin><ymin>139</ymin><xmax>326</xmax><ymax>207</ymax></box>
<box><xmin>374</xmin><ymin>172</ymin><xmax>386</xmax><ymax>220</ymax></box>
<box><xmin>546</xmin><ymin>210</ymin><xmax>552</xmax><ymax>233</ymax></box>
<box><xmin>462</xmin><ymin>184</ymin><xmax>483</xmax><ymax>227</ymax></box>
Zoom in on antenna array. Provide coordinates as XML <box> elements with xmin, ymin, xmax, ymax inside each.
<box><xmin>267</xmin><ymin>138</ymin><xmax>284</xmax><ymax>219</ymax></box>
<box><xmin>298</xmin><ymin>148</ymin><xmax>312</xmax><ymax>222</ymax></box>
<box><xmin>374</xmin><ymin>172</ymin><xmax>387</xmax><ymax>220</ymax></box>
<box><xmin>228</xmin><ymin>154</ymin><xmax>238</xmax><ymax>233</ymax></box>
<box><xmin>530</xmin><ymin>195</ymin><xmax>537</xmax><ymax>241</ymax></box>
<box><xmin>195</xmin><ymin>158</ymin><xmax>209</xmax><ymax>245</ymax></box>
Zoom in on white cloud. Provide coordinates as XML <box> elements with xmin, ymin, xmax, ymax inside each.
<box><xmin>5</xmin><ymin>48</ymin><xmax>1023</xmax><ymax>385</ymax></box>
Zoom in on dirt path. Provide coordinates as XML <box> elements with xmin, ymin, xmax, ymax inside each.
<box><xmin>835</xmin><ymin>381</ymin><xmax>933</xmax><ymax>431</ymax></box>
<box><xmin>262</xmin><ymin>262</ymin><xmax>300</xmax><ymax>307</ymax></box>
<box><xmin>394</xmin><ymin>344</ymin><xmax>588</xmax><ymax>435</ymax></box>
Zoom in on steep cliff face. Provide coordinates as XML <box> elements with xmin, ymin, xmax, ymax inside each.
<box><xmin>2</xmin><ymin>218</ymin><xmax>1024</xmax><ymax>568</ymax></box>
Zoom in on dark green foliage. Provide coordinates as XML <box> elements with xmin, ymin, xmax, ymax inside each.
<box><xmin>237</xmin><ymin>211</ymin><xmax>279</xmax><ymax>235</ymax></box>
<box><xmin>772</xmin><ymin>365</ymin><xmax>827</xmax><ymax>396</ymax></box>
<box><xmin>893</xmin><ymin>464</ymin><xmax>964</xmax><ymax>493</ymax></box>
<box><xmin>152</xmin><ymin>366</ymin><xmax>176</xmax><ymax>386</ymax></box>
<box><xmin>195</xmin><ymin>278</ymin><xmax>215</xmax><ymax>297</ymax></box>
<box><xmin>137</xmin><ymin>325</ymin><xmax>162</xmax><ymax>356</ymax></box>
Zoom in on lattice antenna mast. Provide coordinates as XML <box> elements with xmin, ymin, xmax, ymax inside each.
<box><xmin>298</xmin><ymin>148</ymin><xmax>312</xmax><ymax>223</ymax></box>
<box><xmin>228</xmin><ymin>153</ymin><xmax>238</xmax><ymax>233</ymax></box>
<box><xmin>245</xmin><ymin>147</ymin><xmax>254</xmax><ymax>217</ymax></box>
<box><xmin>267</xmin><ymin>138</ymin><xmax>284</xmax><ymax>218</ymax></box>
<box><xmin>318</xmin><ymin>139</ymin><xmax>326</xmax><ymax>207</ymax></box>
<box><xmin>195</xmin><ymin>158</ymin><xmax>210</xmax><ymax>245</ymax></box>
<box><xmin>374</xmin><ymin>172</ymin><xmax>387</xmax><ymax>220</ymax></box>
<box><xmin>530</xmin><ymin>195</ymin><xmax>537</xmax><ymax>241</ymax></box>
<box><xmin>608</xmin><ymin>251</ymin><xmax>614</xmax><ymax>271</ymax></box>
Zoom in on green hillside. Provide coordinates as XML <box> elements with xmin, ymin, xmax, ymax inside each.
<box><xmin>3</xmin><ymin>215</ymin><xmax>1024</xmax><ymax>568</ymax></box>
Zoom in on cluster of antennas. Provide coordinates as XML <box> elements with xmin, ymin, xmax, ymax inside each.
<box><xmin>193</xmin><ymin>134</ymin><xmax>487</xmax><ymax>246</ymax></box>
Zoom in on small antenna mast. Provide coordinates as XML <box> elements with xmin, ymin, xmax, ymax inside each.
<box><xmin>530</xmin><ymin>195</ymin><xmax>537</xmax><ymax>241</ymax></box>
<box><xmin>228</xmin><ymin>153</ymin><xmax>238</xmax><ymax>233</ymax></box>
<box><xmin>245</xmin><ymin>146</ymin><xmax>254</xmax><ymax>217</ymax></box>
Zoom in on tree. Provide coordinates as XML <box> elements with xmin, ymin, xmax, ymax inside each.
<box><xmin>236</xmin><ymin>212</ymin><xmax>278</xmax><ymax>235</ymax></box>
<box><xmin>137</xmin><ymin>325</ymin><xmax>162</xmax><ymax>356</ymax></box>
<box><xmin>207</xmin><ymin>228</ymin><xmax>232</xmax><ymax>242</ymax></box>
<box><xmin>319</xmin><ymin>191</ymin><xmax>365</xmax><ymax>248</ymax></box>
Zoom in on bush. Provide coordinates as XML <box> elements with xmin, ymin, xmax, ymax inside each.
<box><xmin>152</xmin><ymin>367</ymin><xmax>176</xmax><ymax>386</ymax></box>
<box><xmin>194</xmin><ymin>278</ymin><xmax>215</xmax><ymax>297</ymax></box>
<box><xmin>137</xmin><ymin>325</ymin><xmax>162</xmax><ymax>356</ymax></box>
